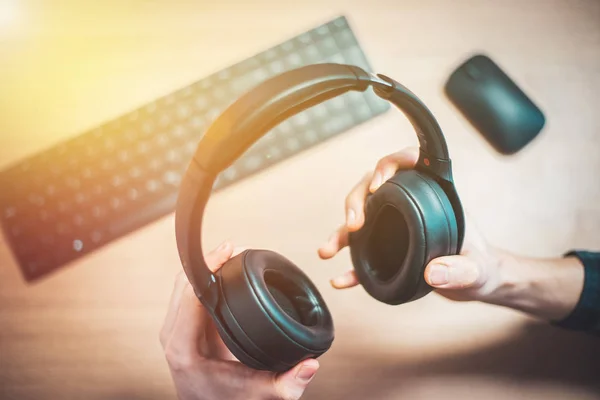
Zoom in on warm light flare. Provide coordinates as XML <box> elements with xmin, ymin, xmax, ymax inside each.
<box><xmin>0</xmin><ymin>0</ymin><xmax>18</xmax><ymax>28</ymax></box>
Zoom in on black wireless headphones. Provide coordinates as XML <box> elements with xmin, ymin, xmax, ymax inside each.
<box><xmin>175</xmin><ymin>63</ymin><xmax>465</xmax><ymax>373</ymax></box>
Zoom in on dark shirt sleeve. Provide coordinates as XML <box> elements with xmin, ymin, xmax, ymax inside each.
<box><xmin>554</xmin><ymin>251</ymin><xmax>600</xmax><ymax>334</ymax></box>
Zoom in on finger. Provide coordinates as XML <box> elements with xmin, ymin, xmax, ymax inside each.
<box><xmin>166</xmin><ymin>283</ymin><xmax>210</xmax><ymax>363</ymax></box>
<box><xmin>318</xmin><ymin>225</ymin><xmax>349</xmax><ymax>259</ymax></box>
<box><xmin>160</xmin><ymin>271</ymin><xmax>190</xmax><ymax>348</ymax></box>
<box><xmin>369</xmin><ymin>147</ymin><xmax>420</xmax><ymax>193</ymax></box>
<box><xmin>272</xmin><ymin>359</ymin><xmax>320</xmax><ymax>400</ymax></box>
<box><xmin>330</xmin><ymin>270</ymin><xmax>359</xmax><ymax>289</ymax></box>
<box><xmin>345</xmin><ymin>172</ymin><xmax>372</xmax><ymax>232</ymax></box>
<box><xmin>183</xmin><ymin>359</ymin><xmax>277</xmax><ymax>400</ymax></box>
<box><xmin>424</xmin><ymin>255</ymin><xmax>483</xmax><ymax>290</ymax></box>
<box><xmin>232</xmin><ymin>246</ymin><xmax>250</xmax><ymax>257</ymax></box>
<box><xmin>205</xmin><ymin>241</ymin><xmax>234</xmax><ymax>273</ymax></box>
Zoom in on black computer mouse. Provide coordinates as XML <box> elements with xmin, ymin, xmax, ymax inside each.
<box><xmin>445</xmin><ymin>54</ymin><xmax>545</xmax><ymax>155</ymax></box>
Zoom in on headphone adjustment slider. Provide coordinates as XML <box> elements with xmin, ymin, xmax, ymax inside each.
<box><xmin>369</xmin><ymin>73</ymin><xmax>395</xmax><ymax>97</ymax></box>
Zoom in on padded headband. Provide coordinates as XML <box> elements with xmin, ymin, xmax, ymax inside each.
<box><xmin>176</xmin><ymin>63</ymin><xmax>453</xmax><ymax>305</ymax></box>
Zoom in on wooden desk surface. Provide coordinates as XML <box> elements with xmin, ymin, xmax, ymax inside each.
<box><xmin>1</xmin><ymin>1</ymin><xmax>599</xmax><ymax>399</ymax></box>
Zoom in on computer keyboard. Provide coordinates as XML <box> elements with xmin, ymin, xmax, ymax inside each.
<box><xmin>0</xmin><ymin>16</ymin><xmax>390</xmax><ymax>282</ymax></box>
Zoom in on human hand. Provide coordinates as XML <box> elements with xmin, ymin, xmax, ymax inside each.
<box><xmin>318</xmin><ymin>147</ymin><xmax>585</xmax><ymax>321</ymax></box>
<box><xmin>317</xmin><ymin>147</ymin><xmax>509</xmax><ymax>304</ymax></box>
<box><xmin>160</xmin><ymin>242</ymin><xmax>319</xmax><ymax>400</ymax></box>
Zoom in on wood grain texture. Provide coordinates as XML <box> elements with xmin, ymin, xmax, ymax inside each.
<box><xmin>1</xmin><ymin>0</ymin><xmax>599</xmax><ymax>399</ymax></box>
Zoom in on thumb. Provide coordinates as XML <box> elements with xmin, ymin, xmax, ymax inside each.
<box><xmin>272</xmin><ymin>359</ymin><xmax>319</xmax><ymax>400</ymax></box>
<box><xmin>424</xmin><ymin>255</ymin><xmax>483</xmax><ymax>289</ymax></box>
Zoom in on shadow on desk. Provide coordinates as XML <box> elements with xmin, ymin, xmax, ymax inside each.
<box><xmin>44</xmin><ymin>320</ymin><xmax>600</xmax><ymax>400</ymax></box>
<box><xmin>306</xmin><ymin>322</ymin><xmax>600</xmax><ymax>400</ymax></box>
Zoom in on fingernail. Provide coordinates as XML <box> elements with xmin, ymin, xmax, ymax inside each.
<box><xmin>370</xmin><ymin>172</ymin><xmax>383</xmax><ymax>191</ymax></box>
<box><xmin>296</xmin><ymin>365</ymin><xmax>317</xmax><ymax>382</ymax></box>
<box><xmin>428</xmin><ymin>264</ymin><xmax>449</xmax><ymax>286</ymax></box>
<box><xmin>218</xmin><ymin>241</ymin><xmax>229</xmax><ymax>251</ymax></box>
<box><xmin>346</xmin><ymin>209</ymin><xmax>356</xmax><ymax>226</ymax></box>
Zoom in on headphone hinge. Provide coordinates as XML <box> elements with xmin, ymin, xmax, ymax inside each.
<box><xmin>370</xmin><ymin>73</ymin><xmax>395</xmax><ymax>98</ymax></box>
<box><xmin>416</xmin><ymin>150</ymin><xmax>453</xmax><ymax>183</ymax></box>
<box><xmin>195</xmin><ymin>273</ymin><xmax>221</xmax><ymax>311</ymax></box>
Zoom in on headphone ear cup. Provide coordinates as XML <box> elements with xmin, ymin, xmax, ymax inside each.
<box><xmin>208</xmin><ymin>300</ymin><xmax>271</xmax><ymax>370</ymax></box>
<box><xmin>349</xmin><ymin>170</ymin><xmax>459</xmax><ymax>305</ymax></box>
<box><xmin>212</xmin><ymin>249</ymin><xmax>334</xmax><ymax>372</ymax></box>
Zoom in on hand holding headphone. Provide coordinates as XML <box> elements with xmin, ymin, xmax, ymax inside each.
<box><xmin>175</xmin><ymin>63</ymin><xmax>465</xmax><ymax>373</ymax></box>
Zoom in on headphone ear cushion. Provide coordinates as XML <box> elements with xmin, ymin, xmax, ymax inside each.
<box><xmin>213</xmin><ymin>249</ymin><xmax>334</xmax><ymax>372</ymax></box>
<box><xmin>349</xmin><ymin>169</ymin><xmax>458</xmax><ymax>305</ymax></box>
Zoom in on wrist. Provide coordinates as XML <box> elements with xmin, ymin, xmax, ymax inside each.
<box><xmin>485</xmin><ymin>251</ymin><xmax>585</xmax><ymax>321</ymax></box>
